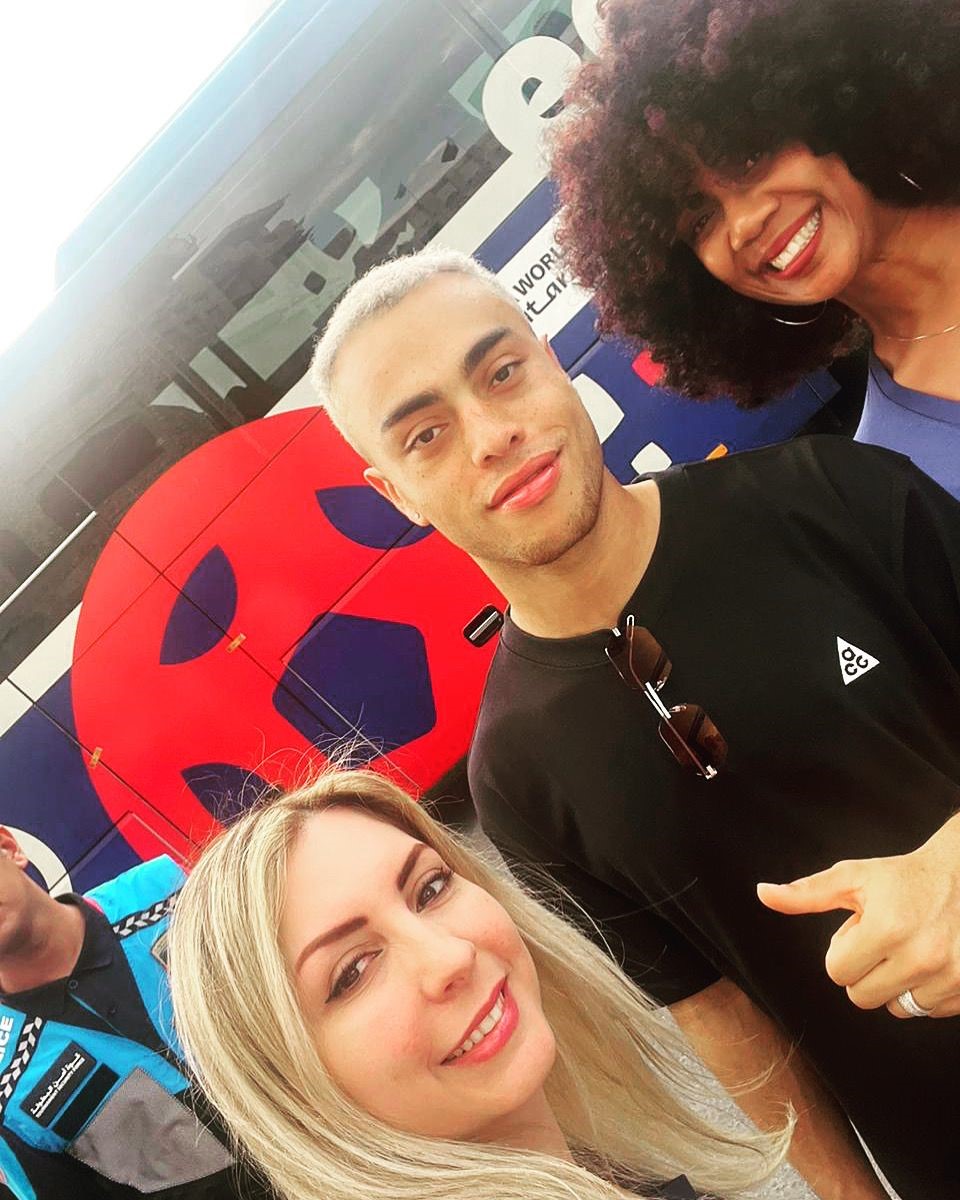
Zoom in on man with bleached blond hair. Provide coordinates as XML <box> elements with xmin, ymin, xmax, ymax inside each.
<box><xmin>310</xmin><ymin>246</ymin><xmax>960</xmax><ymax>1200</ymax></box>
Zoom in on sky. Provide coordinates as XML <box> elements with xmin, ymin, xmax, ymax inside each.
<box><xmin>0</xmin><ymin>0</ymin><xmax>279</xmax><ymax>356</ymax></box>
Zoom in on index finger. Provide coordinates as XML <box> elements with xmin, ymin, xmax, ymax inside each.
<box><xmin>757</xmin><ymin>861</ymin><xmax>863</xmax><ymax>916</ymax></box>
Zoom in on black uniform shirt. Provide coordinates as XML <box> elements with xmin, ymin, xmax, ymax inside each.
<box><xmin>0</xmin><ymin>898</ymin><xmax>262</xmax><ymax>1200</ymax></box>
<box><xmin>469</xmin><ymin>436</ymin><xmax>960</xmax><ymax>1200</ymax></box>
<box><xmin>1</xmin><ymin>897</ymin><xmax>163</xmax><ymax>1051</ymax></box>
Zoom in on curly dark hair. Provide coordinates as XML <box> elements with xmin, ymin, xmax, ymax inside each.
<box><xmin>551</xmin><ymin>0</ymin><xmax>960</xmax><ymax>407</ymax></box>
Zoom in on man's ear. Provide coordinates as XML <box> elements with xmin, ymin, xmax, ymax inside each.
<box><xmin>363</xmin><ymin>467</ymin><xmax>430</xmax><ymax>527</ymax></box>
<box><xmin>0</xmin><ymin>827</ymin><xmax>29</xmax><ymax>870</ymax></box>
<box><xmin>541</xmin><ymin>333</ymin><xmax>562</xmax><ymax>370</ymax></box>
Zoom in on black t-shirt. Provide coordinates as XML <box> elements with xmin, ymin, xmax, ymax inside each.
<box><xmin>469</xmin><ymin>436</ymin><xmax>960</xmax><ymax>1200</ymax></box>
<box><xmin>650</xmin><ymin>1177</ymin><xmax>697</xmax><ymax>1199</ymax></box>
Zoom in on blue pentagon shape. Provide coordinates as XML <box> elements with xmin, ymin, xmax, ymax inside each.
<box><xmin>276</xmin><ymin>612</ymin><xmax>435</xmax><ymax>755</ymax></box>
<box><xmin>161</xmin><ymin>547</ymin><xmax>237</xmax><ymax>664</ymax></box>
<box><xmin>0</xmin><ymin>676</ymin><xmax>140</xmax><ymax>890</ymax></box>
<box><xmin>181</xmin><ymin>764</ymin><xmax>278</xmax><ymax>823</ymax></box>
<box><xmin>316</xmin><ymin>487</ymin><xmax>432</xmax><ymax>549</ymax></box>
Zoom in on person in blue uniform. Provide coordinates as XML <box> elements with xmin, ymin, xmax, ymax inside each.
<box><xmin>0</xmin><ymin>825</ymin><xmax>260</xmax><ymax>1199</ymax></box>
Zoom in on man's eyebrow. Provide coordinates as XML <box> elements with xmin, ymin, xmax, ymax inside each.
<box><xmin>379</xmin><ymin>329</ymin><xmax>514</xmax><ymax>439</ymax></box>
<box><xmin>294</xmin><ymin>842</ymin><xmax>429</xmax><ymax>975</ymax></box>
<box><xmin>462</xmin><ymin>327</ymin><xmax>511</xmax><ymax>377</ymax></box>
<box><xmin>381</xmin><ymin>391</ymin><xmax>440</xmax><ymax>437</ymax></box>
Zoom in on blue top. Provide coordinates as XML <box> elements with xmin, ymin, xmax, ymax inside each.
<box><xmin>855</xmin><ymin>353</ymin><xmax>960</xmax><ymax>499</ymax></box>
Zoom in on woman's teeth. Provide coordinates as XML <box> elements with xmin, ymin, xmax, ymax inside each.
<box><xmin>769</xmin><ymin>207</ymin><xmax>821</xmax><ymax>271</ymax></box>
<box><xmin>447</xmin><ymin>990</ymin><xmax>505</xmax><ymax>1060</ymax></box>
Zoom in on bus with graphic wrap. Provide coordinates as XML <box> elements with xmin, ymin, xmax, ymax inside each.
<box><xmin>0</xmin><ymin>0</ymin><xmax>851</xmax><ymax>897</ymax></box>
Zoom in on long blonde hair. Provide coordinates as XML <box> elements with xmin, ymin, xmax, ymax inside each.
<box><xmin>168</xmin><ymin>770</ymin><xmax>789</xmax><ymax>1199</ymax></box>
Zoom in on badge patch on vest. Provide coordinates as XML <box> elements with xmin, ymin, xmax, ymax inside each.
<box><xmin>22</xmin><ymin>1041</ymin><xmax>96</xmax><ymax>1127</ymax></box>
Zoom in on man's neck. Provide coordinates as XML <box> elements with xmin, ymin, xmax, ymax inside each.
<box><xmin>0</xmin><ymin>897</ymin><xmax>87</xmax><ymax>995</ymax></box>
<box><xmin>488</xmin><ymin>475</ymin><xmax>661</xmax><ymax>640</ymax></box>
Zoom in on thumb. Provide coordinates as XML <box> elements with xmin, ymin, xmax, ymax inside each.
<box><xmin>757</xmin><ymin>862</ymin><xmax>862</xmax><ymax>917</ymax></box>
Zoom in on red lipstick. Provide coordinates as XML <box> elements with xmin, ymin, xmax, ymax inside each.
<box><xmin>442</xmin><ymin>980</ymin><xmax>518</xmax><ymax>1067</ymax></box>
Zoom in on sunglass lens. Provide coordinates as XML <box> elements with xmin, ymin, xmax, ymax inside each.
<box><xmin>627</xmin><ymin>625</ymin><xmax>671</xmax><ymax>689</ymax></box>
<box><xmin>659</xmin><ymin>704</ymin><xmax>728</xmax><ymax>776</ymax></box>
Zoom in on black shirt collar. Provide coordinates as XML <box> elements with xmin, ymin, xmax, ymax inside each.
<box><xmin>500</xmin><ymin>466</ymin><xmax>689</xmax><ymax>668</ymax></box>
<box><xmin>0</xmin><ymin>896</ymin><xmax>115</xmax><ymax>1016</ymax></box>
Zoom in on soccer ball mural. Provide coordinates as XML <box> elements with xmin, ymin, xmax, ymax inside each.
<box><xmin>70</xmin><ymin>409</ymin><xmax>502</xmax><ymax>858</ymax></box>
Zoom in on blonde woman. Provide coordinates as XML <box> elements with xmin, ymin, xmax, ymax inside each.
<box><xmin>168</xmin><ymin>770</ymin><xmax>789</xmax><ymax>1200</ymax></box>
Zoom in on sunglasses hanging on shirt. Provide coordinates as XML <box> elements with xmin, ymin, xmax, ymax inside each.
<box><xmin>605</xmin><ymin>615</ymin><xmax>727</xmax><ymax>780</ymax></box>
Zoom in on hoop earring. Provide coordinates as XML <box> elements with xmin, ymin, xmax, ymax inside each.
<box><xmin>898</xmin><ymin>170</ymin><xmax>923</xmax><ymax>192</ymax></box>
<box><xmin>770</xmin><ymin>301</ymin><xmax>828</xmax><ymax>327</ymax></box>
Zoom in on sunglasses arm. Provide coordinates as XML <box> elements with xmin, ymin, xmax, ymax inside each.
<box><xmin>643</xmin><ymin>681</ymin><xmax>673</xmax><ymax>721</ymax></box>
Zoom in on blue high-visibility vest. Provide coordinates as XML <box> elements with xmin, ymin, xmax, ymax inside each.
<box><xmin>0</xmin><ymin>856</ymin><xmax>234</xmax><ymax>1199</ymax></box>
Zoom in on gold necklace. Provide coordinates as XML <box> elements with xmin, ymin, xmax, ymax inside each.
<box><xmin>878</xmin><ymin>318</ymin><xmax>960</xmax><ymax>343</ymax></box>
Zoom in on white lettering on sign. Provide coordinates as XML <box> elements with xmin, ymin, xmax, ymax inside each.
<box><xmin>495</xmin><ymin>217</ymin><xmax>591</xmax><ymax>340</ymax></box>
<box><xmin>0</xmin><ymin>1015</ymin><xmax>15</xmax><ymax>1068</ymax></box>
<box><xmin>571</xmin><ymin>0</ymin><xmax>604</xmax><ymax>55</ymax></box>
<box><xmin>481</xmin><ymin>36</ymin><xmax>582</xmax><ymax>162</ymax></box>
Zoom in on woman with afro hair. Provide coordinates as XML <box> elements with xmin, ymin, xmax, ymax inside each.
<box><xmin>552</xmin><ymin>0</ymin><xmax>960</xmax><ymax>497</ymax></box>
